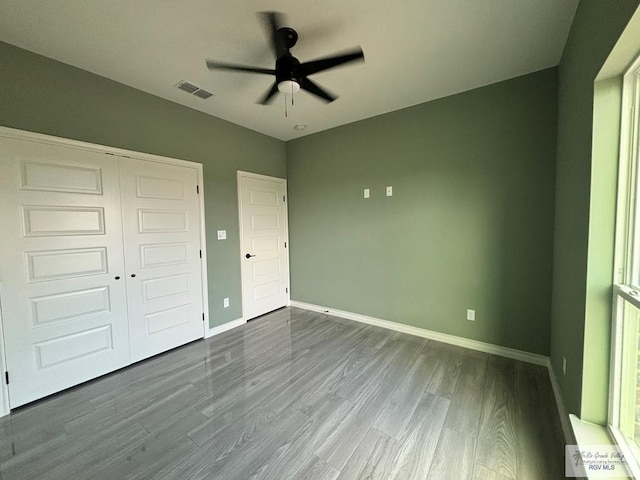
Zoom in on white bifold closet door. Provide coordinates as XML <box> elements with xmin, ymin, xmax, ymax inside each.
<box><xmin>119</xmin><ymin>158</ymin><xmax>203</xmax><ymax>363</ymax></box>
<box><xmin>0</xmin><ymin>136</ymin><xmax>204</xmax><ymax>408</ymax></box>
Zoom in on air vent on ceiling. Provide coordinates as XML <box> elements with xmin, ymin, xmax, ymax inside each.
<box><xmin>177</xmin><ymin>81</ymin><xmax>199</xmax><ymax>93</ymax></box>
<box><xmin>175</xmin><ymin>80</ymin><xmax>213</xmax><ymax>100</ymax></box>
<box><xmin>193</xmin><ymin>89</ymin><xmax>213</xmax><ymax>99</ymax></box>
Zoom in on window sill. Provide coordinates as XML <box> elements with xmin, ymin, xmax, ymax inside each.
<box><xmin>570</xmin><ymin>414</ymin><xmax>633</xmax><ymax>479</ymax></box>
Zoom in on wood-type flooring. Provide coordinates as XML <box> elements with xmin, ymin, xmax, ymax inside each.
<box><xmin>0</xmin><ymin>307</ymin><xmax>566</xmax><ymax>479</ymax></box>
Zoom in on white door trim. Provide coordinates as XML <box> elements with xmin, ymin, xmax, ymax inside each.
<box><xmin>0</xmin><ymin>126</ymin><xmax>200</xmax><ymax>168</ymax></box>
<box><xmin>237</xmin><ymin>170</ymin><xmax>290</xmax><ymax>320</ymax></box>
<box><xmin>0</xmin><ymin>294</ymin><xmax>9</xmax><ymax>418</ymax></box>
<box><xmin>0</xmin><ymin>127</ymin><xmax>210</xmax><ymax>417</ymax></box>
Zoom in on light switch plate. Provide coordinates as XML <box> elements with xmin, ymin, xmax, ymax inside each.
<box><xmin>217</xmin><ymin>230</ymin><xmax>227</xmax><ymax>240</ymax></box>
<box><xmin>223</xmin><ymin>297</ymin><xmax>229</xmax><ymax>308</ymax></box>
<box><xmin>364</xmin><ymin>188</ymin><xmax>370</xmax><ymax>198</ymax></box>
<box><xmin>386</xmin><ymin>186</ymin><xmax>393</xmax><ymax>196</ymax></box>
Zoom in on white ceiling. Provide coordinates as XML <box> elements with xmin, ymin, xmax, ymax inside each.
<box><xmin>0</xmin><ymin>0</ymin><xmax>578</xmax><ymax>141</ymax></box>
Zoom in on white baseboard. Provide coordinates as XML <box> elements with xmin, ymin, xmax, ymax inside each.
<box><xmin>290</xmin><ymin>300</ymin><xmax>549</xmax><ymax>366</ymax></box>
<box><xmin>205</xmin><ymin>317</ymin><xmax>245</xmax><ymax>338</ymax></box>
<box><xmin>547</xmin><ymin>362</ymin><xmax>576</xmax><ymax>445</ymax></box>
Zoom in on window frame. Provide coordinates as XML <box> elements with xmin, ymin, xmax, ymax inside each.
<box><xmin>609</xmin><ymin>54</ymin><xmax>640</xmax><ymax>480</ymax></box>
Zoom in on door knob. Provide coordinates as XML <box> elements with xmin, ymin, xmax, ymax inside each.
<box><xmin>245</xmin><ymin>253</ymin><xmax>256</xmax><ymax>259</ymax></box>
<box><xmin>114</xmin><ymin>276</ymin><xmax>120</xmax><ymax>280</ymax></box>
<box><xmin>131</xmin><ymin>274</ymin><xmax>136</xmax><ymax>278</ymax></box>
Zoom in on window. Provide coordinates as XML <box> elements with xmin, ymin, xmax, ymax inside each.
<box><xmin>611</xmin><ymin>55</ymin><xmax>640</xmax><ymax>478</ymax></box>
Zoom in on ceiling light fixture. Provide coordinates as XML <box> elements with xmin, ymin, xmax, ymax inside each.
<box><xmin>294</xmin><ymin>124</ymin><xmax>306</xmax><ymax>131</ymax></box>
<box><xmin>278</xmin><ymin>80</ymin><xmax>300</xmax><ymax>94</ymax></box>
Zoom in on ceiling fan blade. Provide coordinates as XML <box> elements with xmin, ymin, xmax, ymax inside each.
<box><xmin>258</xmin><ymin>11</ymin><xmax>287</xmax><ymax>59</ymax></box>
<box><xmin>206</xmin><ymin>60</ymin><xmax>275</xmax><ymax>75</ymax></box>
<box><xmin>257</xmin><ymin>81</ymin><xmax>280</xmax><ymax>105</ymax></box>
<box><xmin>299</xmin><ymin>47</ymin><xmax>364</xmax><ymax>77</ymax></box>
<box><xmin>300</xmin><ymin>78</ymin><xmax>337</xmax><ymax>103</ymax></box>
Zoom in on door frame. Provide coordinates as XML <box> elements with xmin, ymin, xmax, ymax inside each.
<box><xmin>0</xmin><ymin>126</ymin><xmax>210</xmax><ymax>417</ymax></box>
<box><xmin>237</xmin><ymin>170</ymin><xmax>290</xmax><ymax>321</ymax></box>
<box><xmin>0</xmin><ymin>299</ymin><xmax>9</xmax><ymax>418</ymax></box>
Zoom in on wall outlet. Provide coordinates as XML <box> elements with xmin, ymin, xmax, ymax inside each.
<box><xmin>466</xmin><ymin>309</ymin><xmax>475</xmax><ymax>321</ymax></box>
<box><xmin>386</xmin><ymin>186</ymin><xmax>393</xmax><ymax>197</ymax></box>
<box><xmin>217</xmin><ymin>230</ymin><xmax>227</xmax><ymax>240</ymax></box>
<box><xmin>223</xmin><ymin>297</ymin><xmax>229</xmax><ymax>308</ymax></box>
<box><xmin>364</xmin><ymin>188</ymin><xmax>370</xmax><ymax>198</ymax></box>
<box><xmin>563</xmin><ymin>356</ymin><xmax>567</xmax><ymax>375</ymax></box>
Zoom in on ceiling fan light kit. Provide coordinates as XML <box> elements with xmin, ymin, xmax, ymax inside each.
<box><xmin>206</xmin><ymin>11</ymin><xmax>364</xmax><ymax>106</ymax></box>
<box><xmin>278</xmin><ymin>79</ymin><xmax>300</xmax><ymax>94</ymax></box>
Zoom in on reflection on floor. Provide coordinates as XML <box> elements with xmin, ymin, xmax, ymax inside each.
<box><xmin>0</xmin><ymin>307</ymin><xmax>565</xmax><ymax>479</ymax></box>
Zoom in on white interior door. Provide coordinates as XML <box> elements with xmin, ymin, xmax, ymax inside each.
<box><xmin>0</xmin><ymin>138</ymin><xmax>131</xmax><ymax>408</ymax></box>
<box><xmin>119</xmin><ymin>158</ymin><xmax>204</xmax><ymax>362</ymax></box>
<box><xmin>238</xmin><ymin>172</ymin><xmax>290</xmax><ymax>320</ymax></box>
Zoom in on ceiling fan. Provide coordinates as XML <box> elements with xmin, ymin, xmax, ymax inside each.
<box><xmin>205</xmin><ymin>11</ymin><xmax>365</xmax><ymax>105</ymax></box>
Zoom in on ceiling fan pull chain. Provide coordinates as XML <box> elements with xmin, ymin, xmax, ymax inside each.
<box><xmin>291</xmin><ymin>83</ymin><xmax>295</xmax><ymax>106</ymax></box>
<box><xmin>284</xmin><ymin>94</ymin><xmax>288</xmax><ymax>118</ymax></box>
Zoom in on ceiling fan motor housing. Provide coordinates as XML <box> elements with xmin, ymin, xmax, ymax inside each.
<box><xmin>276</xmin><ymin>55</ymin><xmax>301</xmax><ymax>87</ymax></box>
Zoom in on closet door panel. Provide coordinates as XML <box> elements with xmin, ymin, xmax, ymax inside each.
<box><xmin>0</xmin><ymin>138</ymin><xmax>130</xmax><ymax>408</ymax></box>
<box><xmin>119</xmin><ymin>158</ymin><xmax>204</xmax><ymax>362</ymax></box>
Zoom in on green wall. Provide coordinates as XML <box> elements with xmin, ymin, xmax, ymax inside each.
<box><xmin>550</xmin><ymin>0</ymin><xmax>638</xmax><ymax>420</ymax></box>
<box><xmin>0</xmin><ymin>41</ymin><xmax>286</xmax><ymax>328</ymax></box>
<box><xmin>286</xmin><ymin>68</ymin><xmax>558</xmax><ymax>355</ymax></box>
